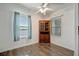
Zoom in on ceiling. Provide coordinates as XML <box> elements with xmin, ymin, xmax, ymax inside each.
<box><xmin>21</xmin><ymin>3</ymin><xmax>74</xmax><ymax>15</ymax></box>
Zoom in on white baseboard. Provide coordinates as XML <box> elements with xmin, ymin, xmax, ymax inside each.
<box><xmin>0</xmin><ymin>41</ymin><xmax>38</xmax><ymax>53</ymax></box>
<box><xmin>51</xmin><ymin>42</ymin><xmax>74</xmax><ymax>51</ymax></box>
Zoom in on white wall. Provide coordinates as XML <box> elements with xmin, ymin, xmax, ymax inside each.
<box><xmin>49</xmin><ymin>4</ymin><xmax>76</xmax><ymax>50</ymax></box>
<box><xmin>0</xmin><ymin>3</ymin><xmax>41</xmax><ymax>53</ymax></box>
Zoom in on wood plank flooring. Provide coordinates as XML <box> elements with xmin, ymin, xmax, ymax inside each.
<box><xmin>0</xmin><ymin>43</ymin><xmax>74</xmax><ymax>56</ymax></box>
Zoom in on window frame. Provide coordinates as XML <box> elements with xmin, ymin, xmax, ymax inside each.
<box><xmin>13</xmin><ymin>11</ymin><xmax>32</xmax><ymax>42</ymax></box>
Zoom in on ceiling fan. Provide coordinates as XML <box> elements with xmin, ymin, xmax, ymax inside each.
<box><xmin>35</xmin><ymin>3</ymin><xmax>52</xmax><ymax>15</ymax></box>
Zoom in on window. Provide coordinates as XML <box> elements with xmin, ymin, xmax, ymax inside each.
<box><xmin>14</xmin><ymin>12</ymin><xmax>32</xmax><ymax>41</ymax></box>
<box><xmin>51</xmin><ymin>17</ymin><xmax>61</xmax><ymax>36</ymax></box>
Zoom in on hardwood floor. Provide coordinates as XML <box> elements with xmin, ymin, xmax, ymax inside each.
<box><xmin>0</xmin><ymin>43</ymin><xmax>74</xmax><ymax>56</ymax></box>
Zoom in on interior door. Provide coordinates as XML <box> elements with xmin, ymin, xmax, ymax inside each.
<box><xmin>39</xmin><ymin>20</ymin><xmax>50</xmax><ymax>43</ymax></box>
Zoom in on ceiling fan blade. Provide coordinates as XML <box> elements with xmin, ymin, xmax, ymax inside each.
<box><xmin>45</xmin><ymin>8</ymin><xmax>53</xmax><ymax>11</ymax></box>
<box><xmin>34</xmin><ymin>9</ymin><xmax>41</xmax><ymax>14</ymax></box>
<box><xmin>43</xmin><ymin>3</ymin><xmax>48</xmax><ymax>7</ymax></box>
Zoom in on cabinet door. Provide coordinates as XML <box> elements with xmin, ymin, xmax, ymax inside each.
<box><xmin>44</xmin><ymin>34</ymin><xmax>50</xmax><ymax>43</ymax></box>
<box><xmin>40</xmin><ymin>23</ymin><xmax>44</xmax><ymax>31</ymax></box>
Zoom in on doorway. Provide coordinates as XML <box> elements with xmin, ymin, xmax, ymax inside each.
<box><xmin>39</xmin><ymin>20</ymin><xmax>50</xmax><ymax>43</ymax></box>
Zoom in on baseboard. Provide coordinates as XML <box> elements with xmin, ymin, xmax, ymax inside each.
<box><xmin>51</xmin><ymin>42</ymin><xmax>74</xmax><ymax>51</ymax></box>
<box><xmin>0</xmin><ymin>41</ymin><xmax>38</xmax><ymax>53</ymax></box>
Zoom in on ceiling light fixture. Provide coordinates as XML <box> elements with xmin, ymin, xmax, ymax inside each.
<box><xmin>34</xmin><ymin>3</ymin><xmax>53</xmax><ymax>15</ymax></box>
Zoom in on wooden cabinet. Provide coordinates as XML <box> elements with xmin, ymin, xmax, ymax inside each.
<box><xmin>39</xmin><ymin>20</ymin><xmax>50</xmax><ymax>43</ymax></box>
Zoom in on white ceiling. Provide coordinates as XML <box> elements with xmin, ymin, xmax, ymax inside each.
<box><xmin>21</xmin><ymin>3</ymin><xmax>42</xmax><ymax>12</ymax></box>
<box><xmin>21</xmin><ymin>3</ymin><xmax>74</xmax><ymax>15</ymax></box>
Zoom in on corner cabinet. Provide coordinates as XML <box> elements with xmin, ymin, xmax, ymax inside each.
<box><xmin>39</xmin><ymin>20</ymin><xmax>50</xmax><ymax>43</ymax></box>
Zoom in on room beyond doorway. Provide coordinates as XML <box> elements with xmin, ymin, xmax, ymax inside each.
<box><xmin>39</xmin><ymin>20</ymin><xmax>50</xmax><ymax>43</ymax></box>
